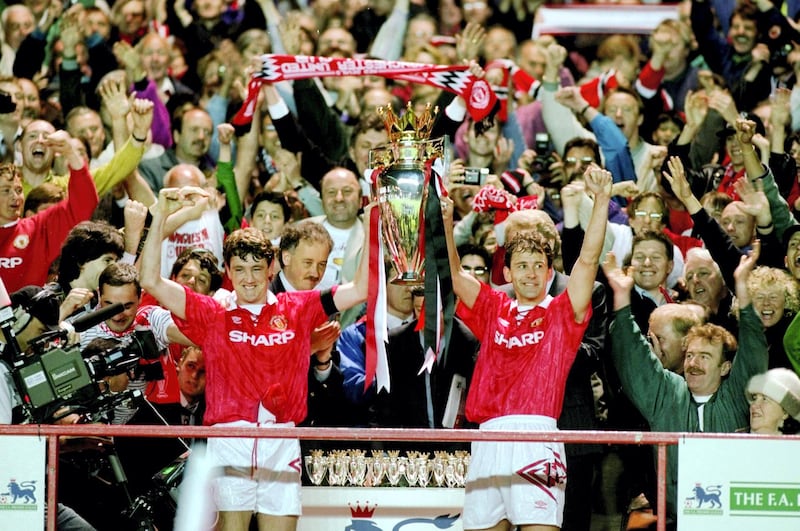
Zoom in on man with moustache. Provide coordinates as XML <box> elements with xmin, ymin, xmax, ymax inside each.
<box><xmin>271</xmin><ymin>221</ymin><xmax>333</xmax><ymax>294</ymax></box>
<box><xmin>603</xmin><ymin>241</ymin><xmax>767</xmax><ymax>521</ymax></box>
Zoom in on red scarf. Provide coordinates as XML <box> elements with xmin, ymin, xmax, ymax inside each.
<box><xmin>233</xmin><ymin>55</ymin><xmax>498</xmax><ymax>130</ymax></box>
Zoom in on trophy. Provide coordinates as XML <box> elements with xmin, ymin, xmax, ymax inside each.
<box><xmin>370</xmin><ymin>102</ymin><xmax>447</xmax><ymax>284</ymax></box>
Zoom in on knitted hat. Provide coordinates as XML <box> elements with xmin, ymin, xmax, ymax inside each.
<box><xmin>747</xmin><ymin>368</ymin><xmax>800</xmax><ymax>421</ymax></box>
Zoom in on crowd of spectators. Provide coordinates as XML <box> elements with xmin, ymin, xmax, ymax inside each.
<box><xmin>5</xmin><ymin>0</ymin><xmax>800</xmax><ymax>529</ymax></box>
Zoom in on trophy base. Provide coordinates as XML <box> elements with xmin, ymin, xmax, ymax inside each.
<box><xmin>391</xmin><ymin>272</ymin><xmax>424</xmax><ymax>286</ymax></box>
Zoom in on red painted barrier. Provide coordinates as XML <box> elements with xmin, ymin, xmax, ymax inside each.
<box><xmin>0</xmin><ymin>424</ymin><xmax>792</xmax><ymax>531</ymax></box>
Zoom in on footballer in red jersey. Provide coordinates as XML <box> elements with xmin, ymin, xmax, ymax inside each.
<box><xmin>140</xmin><ymin>186</ymin><xmax>371</xmax><ymax>531</ymax></box>
<box><xmin>442</xmin><ymin>167</ymin><xmax>612</xmax><ymax>531</ymax></box>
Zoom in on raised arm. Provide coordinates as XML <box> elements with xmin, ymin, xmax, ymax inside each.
<box><xmin>734</xmin><ymin>239</ymin><xmax>760</xmax><ymax>309</ymax></box>
<box><xmin>664</xmin><ymin>155</ymin><xmax>742</xmax><ymax>288</ymax></box>
<box><xmin>139</xmin><ymin>187</ymin><xmax>210</xmax><ymax>319</ymax></box>
<box><xmin>567</xmin><ymin>167</ymin><xmax>611</xmax><ymax>322</ymax></box>
<box><xmin>332</xmin><ymin>204</ymin><xmax>373</xmax><ymax>312</ymax></box>
<box><xmin>442</xmin><ymin>195</ymin><xmax>481</xmax><ymax>308</ymax></box>
<box><xmin>601</xmin><ymin>250</ymin><xmax>634</xmax><ymax>311</ymax></box>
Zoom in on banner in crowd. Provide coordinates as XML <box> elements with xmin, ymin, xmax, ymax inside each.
<box><xmin>0</xmin><ymin>435</ymin><xmax>46</xmax><ymax>529</ymax></box>
<box><xmin>533</xmin><ymin>4</ymin><xmax>681</xmax><ymax>38</ymax></box>
<box><xmin>678</xmin><ymin>437</ymin><xmax>800</xmax><ymax>530</ymax></box>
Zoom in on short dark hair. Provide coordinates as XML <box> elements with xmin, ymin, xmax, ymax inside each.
<box><xmin>278</xmin><ymin>220</ymin><xmax>333</xmax><ymax>268</ymax></box>
<box><xmin>504</xmin><ymin>230</ymin><xmax>553</xmax><ymax>268</ymax></box>
<box><xmin>223</xmin><ymin>227</ymin><xmax>275</xmax><ymax>267</ymax></box>
<box><xmin>169</xmin><ymin>247</ymin><xmax>223</xmax><ymax>292</ymax></box>
<box><xmin>99</xmin><ymin>262</ymin><xmax>141</xmax><ymax>297</ymax></box>
<box><xmin>251</xmin><ymin>191</ymin><xmax>291</xmax><ymax>223</ymax></box>
<box><xmin>58</xmin><ymin>221</ymin><xmax>124</xmax><ymax>293</ymax></box>
<box><xmin>785</xmin><ymin>131</ymin><xmax>800</xmax><ymax>153</ymax></box>
<box><xmin>350</xmin><ymin>112</ymin><xmax>386</xmax><ymax>146</ymax></box>
<box><xmin>23</xmin><ymin>182</ymin><xmax>65</xmax><ymax>214</ymax></box>
<box><xmin>631</xmin><ymin>230</ymin><xmax>674</xmax><ymax>261</ymax></box>
<box><xmin>731</xmin><ymin>2</ymin><xmax>758</xmax><ymax>25</ymax></box>
<box><xmin>654</xmin><ymin>111</ymin><xmax>685</xmax><ymax>131</ymax></box>
<box><xmin>457</xmin><ymin>243</ymin><xmax>490</xmax><ymax>267</ymax></box>
<box><xmin>629</xmin><ymin>191</ymin><xmax>668</xmax><ymax>224</ymax></box>
<box><xmin>563</xmin><ymin>137</ymin><xmax>601</xmax><ymax>162</ymax></box>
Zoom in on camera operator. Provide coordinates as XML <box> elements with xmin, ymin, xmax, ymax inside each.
<box><xmin>79</xmin><ymin>262</ymin><xmax>193</xmax><ymax>425</ymax></box>
<box><xmin>0</xmin><ymin>285</ymin><xmax>98</xmax><ymax>531</ymax></box>
<box><xmin>0</xmin><ymin>285</ymin><xmax>62</xmax><ymax>421</ymax></box>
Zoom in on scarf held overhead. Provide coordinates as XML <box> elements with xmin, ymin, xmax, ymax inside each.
<box><xmin>233</xmin><ymin>55</ymin><xmax>498</xmax><ymax>129</ymax></box>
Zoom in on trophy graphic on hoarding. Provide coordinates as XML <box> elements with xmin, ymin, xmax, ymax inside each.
<box><xmin>369</xmin><ymin>102</ymin><xmax>447</xmax><ymax>285</ymax></box>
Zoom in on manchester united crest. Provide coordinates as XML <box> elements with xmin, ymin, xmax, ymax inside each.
<box><xmin>270</xmin><ymin>315</ymin><xmax>288</xmax><ymax>330</ymax></box>
<box><xmin>12</xmin><ymin>234</ymin><xmax>29</xmax><ymax>249</ymax></box>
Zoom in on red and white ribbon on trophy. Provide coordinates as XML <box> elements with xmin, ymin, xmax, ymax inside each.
<box><xmin>232</xmin><ymin>54</ymin><xmax>498</xmax><ymax>131</ymax></box>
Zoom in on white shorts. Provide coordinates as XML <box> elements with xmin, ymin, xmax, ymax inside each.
<box><xmin>207</xmin><ymin>419</ymin><xmax>301</xmax><ymax>515</ymax></box>
<box><xmin>462</xmin><ymin>415</ymin><xmax>567</xmax><ymax>529</ymax></box>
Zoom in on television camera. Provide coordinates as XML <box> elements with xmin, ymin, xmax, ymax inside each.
<box><xmin>0</xmin><ymin>302</ymin><xmax>157</xmax><ymax>424</ymax></box>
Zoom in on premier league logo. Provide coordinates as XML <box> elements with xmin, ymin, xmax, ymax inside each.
<box><xmin>683</xmin><ymin>482</ymin><xmax>724</xmax><ymax>516</ymax></box>
<box><xmin>0</xmin><ymin>478</ymin><xmax>37</xmax><ymax>508</ymax></box>
<box><xmin>344</xmin><ymin>502</ymin><xmax>460</xmax><ymax>530</ymax></box>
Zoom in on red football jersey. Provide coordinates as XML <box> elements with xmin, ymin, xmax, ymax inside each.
<box><xmin>177</xmin><ymin>286</ymin><xmax>330</xmax><ymax>425</ymax></box>
<box><xmin>457</xmin><ymin>283</ymin><xmax>591</xmax><ymax>423</ymax></box>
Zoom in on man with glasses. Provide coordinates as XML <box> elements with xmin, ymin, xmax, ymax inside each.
<box><xmin>457</xmin><ymin>243</ymin><xmax>491</xmax><ymax>284</ymax></box>
<box><xmin>604</xmin><ymin>191</ymin><xmax>688</xmax><ymax>289</ymax></box>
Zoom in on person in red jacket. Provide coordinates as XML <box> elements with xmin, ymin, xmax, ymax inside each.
<box><xmin>0</xmin><ymin>131</ymin><xmax>98</xmax><ymax>293</ymax></box>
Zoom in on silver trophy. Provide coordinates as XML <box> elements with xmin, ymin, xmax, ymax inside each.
<box><xmin>370</xmin><ymin>103</ymin><xmax>446</xmax><ymax>285</ymax></box>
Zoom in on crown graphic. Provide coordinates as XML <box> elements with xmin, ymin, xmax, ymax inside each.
<box><xmin>349</xmin><ymin>502</ymin><xmax>376</xmax><ymax>518</ymax></box>
<box><xmin>379</xmin><ymin>102</ymin><xmax>438</xmax><ymax>143</ymax></box>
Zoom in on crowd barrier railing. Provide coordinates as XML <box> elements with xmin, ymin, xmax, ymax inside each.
<box><xmin>0</xmin><ymin>423</ymin><xmax>793</xmax><ymax>531</ymax></box>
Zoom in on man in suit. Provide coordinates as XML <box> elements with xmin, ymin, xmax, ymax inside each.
<box><xmin>116</xmin><ymin>346</ymin><xmax>207</xmax><ymax>495</ymax></box>
<box><xmin>270</xmin><ymin>220</ymin><xmax>332</xmax><ymax>294</ymax></box>
<box><xmin>307</xmin><ymin>167</ymin><xmax>366</xmax><ymax>327</ymax></box>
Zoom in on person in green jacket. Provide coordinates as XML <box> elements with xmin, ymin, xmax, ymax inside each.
<box><xmin>602</xmin><ymin>240</ymin><xmax>768</xmax><ymax>520</ymax></box>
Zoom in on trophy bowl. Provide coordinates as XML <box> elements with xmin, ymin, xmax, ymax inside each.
<box><xmin>370</xmin><ymin>136</ymin><xmax>446</xmax><ymax>286</ymax></box>
<box><xmin>374</xmin><ymin>161</ymin><xmax>428</xmax><ymax>285</ymax></box>
<box><xmin>369</xmin><ymin>102</ymin><xmax>446</xmax><ymax>285</ymax></box>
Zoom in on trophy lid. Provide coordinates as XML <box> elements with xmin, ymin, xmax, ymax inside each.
<box><xmin>378</xmin><ymin>101</ymin><xmax>438</xmax><ymax>144</ymax></box>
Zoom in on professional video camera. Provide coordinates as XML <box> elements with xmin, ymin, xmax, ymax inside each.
<box><xmin>0</xmin><ymin>302</ymin><xmax>156</xmax><ymax>424</ymax></box>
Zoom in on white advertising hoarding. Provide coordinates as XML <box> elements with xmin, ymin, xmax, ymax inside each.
<box><xmin>678</xmin><ymin>437</ymin><xmax>800</xmax><ymax>530</ymax></box>
<box><xmin>299</xmin><ymin>487</ymin><xmax>464</xmax><ymax>531</ymax></box>
<box><xmin>0</xmin><ymin>435</ymin><xmax>46</xmax><ymax>529</ymax></box>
